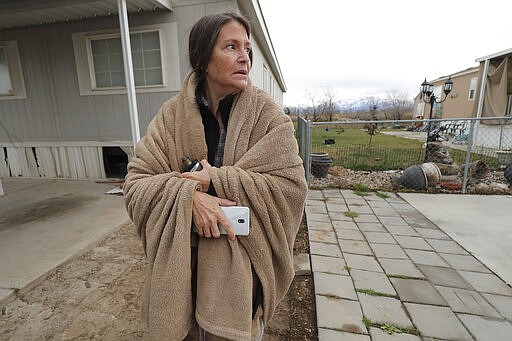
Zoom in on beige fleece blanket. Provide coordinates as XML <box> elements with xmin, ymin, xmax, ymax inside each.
<box><xmin>123</xmin><ymin>72</ymin><xmax>307</xmax><ymax>340</ymax></box>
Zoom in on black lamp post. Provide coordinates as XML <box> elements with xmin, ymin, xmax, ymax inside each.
<box><xmin>421</xmin><ymin>76</ymin><xmax>453</xmax><ymax>161</ymax></box>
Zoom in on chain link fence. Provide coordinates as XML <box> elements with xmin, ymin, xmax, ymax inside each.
<box><xmin>296</xmin><ymin>116</ymin><xmax>512</xmax><ymax>193</ymax></box>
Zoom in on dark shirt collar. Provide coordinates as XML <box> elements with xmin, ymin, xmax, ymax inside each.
<box><xmin>195</xmin><ymin>85</ymin><xmax>234</xmax><ymax>127</ymax></box>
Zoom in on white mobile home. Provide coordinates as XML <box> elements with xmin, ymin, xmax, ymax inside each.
<box><xmin>0</xmin><ymin>0</ymin><xmax>285</xmax><ymax>179</ymax></box>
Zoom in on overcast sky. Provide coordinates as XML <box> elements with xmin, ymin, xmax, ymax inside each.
<box><xmin>258</xmin><ymin>0</ymin><xmax>511</xmax><ymax>106</ymax></box>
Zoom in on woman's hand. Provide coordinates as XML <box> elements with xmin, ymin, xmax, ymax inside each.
<box><xmin>191</xmin><ymin>191</ymin><xmax>237</xmax><ymax>241</ymax></box>
<box><xmin>182</xmin><ymin>159</ymin><xmax>213</xmax><ymax>192</ymax></box>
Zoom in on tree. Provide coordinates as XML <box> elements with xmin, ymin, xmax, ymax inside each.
<box><xmin>387</xmin><ymin>90</ymin><xmax>413</xmax><ymax>121</ymax></box>
<box><xmin>305</xmin><ymin>89</ymin><xmax>319</xmax><ymax>122</ymax></box>
<box><xmin>319</xmin><ymin>88</ymin><xmax>337</xmax><ymax>121</ymax></box>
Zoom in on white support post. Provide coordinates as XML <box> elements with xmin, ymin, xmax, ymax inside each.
<box><xmin>473</xmin><ymin>59</ymin><xmax>490</xmax><ymax>146</ymax></box>
<box><xmin>117</xmin><ymin>0</ymin><xmax>140</xmax><ymax>155</ymax></box>
<box><xmin>475</xmin><ymin>59</ymin><xmax>490</xmax><ymax>119</ymax></box>
<box><xmin>0</xmin><ymin>178</ymin><xmax>4</xmax><ymax>196</ymax></box>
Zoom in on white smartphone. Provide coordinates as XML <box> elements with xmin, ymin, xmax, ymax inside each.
<box><xmin>193</xmin><ymin>206</ymin><xmax>250</xmax><ymax>236</ymax></box>
<box><xmin>219</xmin><ymin>206</ymin><xmax>250</xmax><ymax>236</ymax></box>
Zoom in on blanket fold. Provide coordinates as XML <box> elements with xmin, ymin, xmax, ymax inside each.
<box><xmin>124</xmin><ymin>71</ymin><xmax>307</xmax><ymax>340</ymax></box>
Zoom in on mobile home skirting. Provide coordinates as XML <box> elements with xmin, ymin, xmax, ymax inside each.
<box><xmin>0</xmin><ymin>142</ymin><xmax>133</xmax><ymax>179</ymax></box>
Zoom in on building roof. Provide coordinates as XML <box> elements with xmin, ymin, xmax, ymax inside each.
<box><xmin>476</xmin><ymin>47</ymin><xmax>512</xmax><ymax>62</ymax></box>
<box><xmin>429</xmin><ymin>66</ymin><xmax>479</xmax><ymax>84</ymax></box>
<box><xmin>0</xmin><ymin>0</ymin><xmax>172</xmax><ymax>30</ymax></box>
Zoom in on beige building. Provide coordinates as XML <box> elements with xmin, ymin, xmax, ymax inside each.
<box><xmin>413</xmin><ymin>67</ymin><xmax>479</xmax><ymax>120</ymax></box>
<box><xmin>414</xmin><ymin>48</ymin><xmax>512</xmax><ymax>122</ymax></box>
<box><xmin>414</xmin><ymin>48</ymin><xmax>512</xmax><ymax>150</ymax></box>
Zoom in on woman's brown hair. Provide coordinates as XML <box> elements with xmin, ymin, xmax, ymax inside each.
<box><xmin>189</xmin><ymin>12</ymin><xmax>253</xmax><ymax>84</ymax></box>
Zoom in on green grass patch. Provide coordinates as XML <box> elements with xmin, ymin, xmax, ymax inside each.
<box><xmin>376</xmin><ymin>191</ymin><xmax>390</xmax><ymax>199</ymax></box>
<box><xmin>355</xmin><ymin>288</ymin><xmax>397</xmax><ymax>298</ymax></box>
<box><xmin>362</xmin><ymin>316</ymin><xmax>373</xmax><ymax>329</ymax></box>
<box><xmin>353</xmin><ymin>183</ymin><xmax>371</xmax><ymax>192</ymax></box>
<box><xmin>344</xmin><ymin>211</ymin><xmax>359</xmax><ymax>218</ymax></box>
<box><xmin>309</xmin><ymin>125</ymin><xmax>502</xmax><ymax>172</ymax></box>
<box><xmin>311</xmin><ymin>126</ymin><xmax>424</xmax><ymax>171</ymax></box>
<box><xmin>362</xmin><ymin>317</ymin><xmax>420</xmax><ymax>336</ymax></box>
<box><xmin>312</xmin><ymin>125</ymin><xmax>421</xmax><ymax>147</ymax></box>
<box><xmin>380</xmin><ymin>323</ymin><xmax>403</xmax><ymax>335</ymax></box>
<box><xmin>450</xmin><ymin>148</ymin><xmax>500</xmax><ymax>168</ymax></box>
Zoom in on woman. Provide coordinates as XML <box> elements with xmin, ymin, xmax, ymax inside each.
<box><xmin>124</xmin><ymin>12</ymin><xmax>307</xmax><ymax>340</ymax></box>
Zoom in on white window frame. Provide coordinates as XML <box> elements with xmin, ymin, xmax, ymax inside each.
<box><xmin>72</xmin><ymin>23</ymin><xmax>180</xmax><ymax>96</ymax></box>
<box><xmin>468</xmin><ymin>77</ymin><xmax>477</xmax><ymax>101</ymax></box>
<box><xmin>415</xmin><ymin>101</ymin><xmax>425</xmax><ymax>118</ymax></box>
<box><xmin>0</xmin><ymin>40</ymin><xmax>27</xmax><ymax>100</ymax></box>
<box><xmin>87</xmin><ymin>30</ymin><xmax>163</xmax><ymax>90</ymax></box>
<box><xmin>262</xmin><ymin>64</ymin><xmax>267</xmax><ymax>91</ymax></box>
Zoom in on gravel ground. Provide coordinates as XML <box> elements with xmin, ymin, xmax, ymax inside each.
<box><xmin>0</xmin><ymin>220</ymin><xmax>317</xmax><ymax>341</ymax></box>
<box><xmin>311</xmin><ymin>166</ymin><xmax>512</xmax><ymax>195</ymax></box>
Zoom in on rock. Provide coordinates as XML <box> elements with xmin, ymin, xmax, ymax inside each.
<box><xmin>467</xmin><ymin>160</ymin><xmax>489</xmax><ymax>181</ymax></box>
<box><xmin>425</xmin><ymin>142</ymin><xmax>454</xmax><ymax>164</ymax></box>
<box><xmin>294</xmin><ymin>253</ymin><xmax>311</xmax><ymax>276</ymax></box>
<box><xmin>489</xmin><ymin>182</ymin><xmax>509</xmax><ymax>193</ymax></box>
<box><xmin>437</xmin><ymin>163</ymin><xmax>460</xmax><ymax>175</ymax></box>
<box><xmin>467</xmin><ymin>183</ymin><xmax>491</xmax><ymax>194</ymax></box>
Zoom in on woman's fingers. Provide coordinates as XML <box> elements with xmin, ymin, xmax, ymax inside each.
<box><xmin>217</xmin><ymin>213</ymin><xmax>235</xmax><ymax>241</ymax></box>
<box><xmin>191</xmin><ymin>191</ymin><xmax>236</xmax><ymax>240</ymax></box>
<box><xmin>218</xmin><ymin>198</ymin><xmax>237</xmax><ymax>206</ymax></box>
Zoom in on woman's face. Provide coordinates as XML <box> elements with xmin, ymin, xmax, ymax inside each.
<box><xmin>205</xmin><ymin>20</ymin><xmax>252</xmax><ymax>98</ymax></box>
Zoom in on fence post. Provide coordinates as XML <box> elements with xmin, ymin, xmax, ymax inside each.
<box><xmin>297</xmin><ymin>116</ymin><xmax>304</xmax><ymax>160</ymax></box>
<box><xmin>304</xmin><ymin>120</ymin><xmax>312</xmax><ymax>186</ymax></box>
<box><xmin>498</xmin><ymin>118</ymin><xmax>505</xmax><ymax>150</ymax></box>
<box><xmin>461</xmin><ymin>119</ymin><xmax>476</xmax><ymax>193</ymax></box>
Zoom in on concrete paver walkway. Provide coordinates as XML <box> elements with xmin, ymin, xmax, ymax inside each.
<box><xmin>306</xmin><ymin>189</ymin><xmax>512</xmax><ymax>341</ymax></box>
<box><xmin>400</xmin><ymin>193</ymin><xmax>512</xmax><ymax>286</ymax></box>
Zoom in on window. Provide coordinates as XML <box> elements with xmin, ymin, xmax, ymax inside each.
<box><xmin>0</xmin><ymin>46</ymin><xmax>13</xmax><ymax>95</ymax></box>
<box><xmin>72</xmin><ymin>23</ymin><xmax>180</xmax><ymax>96</ymax></box>
<box><xmin>90</xmin><ymin>31</ymin><xmax>162</xmax><ymax>89</ymax></box>
<box><xmin>263</xmin><ymin>64</ymin><xmax>269</xmax><ymax>92</ymax></box>
<box><xmin>468</xmin><ymin>77</ymin><xmax>477</xmax><ymax>101</ymax></box>
<box><xmin>0</xmin><ymin>41</ymin><xmax>26</xmax><ymax>100</ymax></box>
<box><xmin>415</xmin><ymin>101</ymin><xmax>424</xmax><ymax>118</ymax></box>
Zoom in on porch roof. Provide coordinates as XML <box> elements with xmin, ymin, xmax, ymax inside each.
<box><xmin>476</xmin><ymin>47</ymin><xmax>512</xmax><ymax>62</ymax></box>
<box><xmin>0</xmin><ymin>0</ymin><xmax>172</xmax><ymax>30</ymax></box>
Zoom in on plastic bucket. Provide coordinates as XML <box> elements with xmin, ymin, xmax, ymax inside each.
<box><xmin>420</xmin><ymin>162</ymin><xmax>441</xmax><ymax>185</ymax></box>
<box><xmin>310</xmin><ymin>153</ymin><xmax>332</xmax><ymax>178</ymax></box>
<box><xmin>398</xmin><ymin>165</ymin><xmax>427</xmax><ymax>190</ymax></box>
<box><xmin>311</xmin><ymin>152</ymin><xmax>329</xmax><ymax>160</ymax></box>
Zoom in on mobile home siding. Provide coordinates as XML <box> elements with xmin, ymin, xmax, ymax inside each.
<box><xmin>433</xmin><ymin>70</ymin><xmax>478</xmax><ymax>119</ymax></box>
<box><xmin>0</xmin><ymin>11</ymin><xmax>178</xmax><ymax>143</ymax></box>
<box><xmin>413</xmin><ymin>68</ymin><xmax>479</xmax><ymax>120</ymax></box>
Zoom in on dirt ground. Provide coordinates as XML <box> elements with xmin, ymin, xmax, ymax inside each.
<box><xmin>0</xmin><ymin>216</ymin><xmax>317</xmax><ymax>340</ymax></box>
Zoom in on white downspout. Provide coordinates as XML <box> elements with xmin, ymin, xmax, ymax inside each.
<box><xmin>117</xmin><ymin>0</ymin><xmax>140</xmax><ymax>154</ymax></box>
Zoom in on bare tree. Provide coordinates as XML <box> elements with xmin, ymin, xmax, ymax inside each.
<box><xmin>387</xmin><ymin>90</ymin><xmax>412</xmax><ymax>121</ymax></box>
<box><xmin>305</xmin><ymin>89</ymin><xmax>319</xmax><ymax>122</ymax></box>
<box><xmin>319</xmin><ymin>88</ymin><xmax>337</xmax><ymax>121</ymax></box>
<box><xmin>359</xmin><ymin>96</ymin><xmax>380</xmax><ymax>120</ymax></box>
